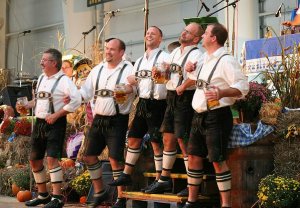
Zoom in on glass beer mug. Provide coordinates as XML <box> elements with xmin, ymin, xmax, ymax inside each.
<box><xmin>16</xmin><ymin>96</ymin><xmax>29</xmax><ymax>116</ymax></box>
<box><xmin>204</xmin><ymin>85</ymin><xmax>220</xmax><ymax>109</ymax></box>
<box><xmin>152</xmin><ymin>63</ymin><xmax>170</xmax><ymax>84</ymax></box>
<box><xmin>114</xmin><ymin>83</ymin><xmax>127</xmax><ymax>104</ymax></box>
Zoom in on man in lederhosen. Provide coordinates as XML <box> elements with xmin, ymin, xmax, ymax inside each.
<box><xmin>23</xmin><ymin>48</ymin><xmax>81</xmax><ymax>208</ymax></box>
<box><xmin>80</xmin><ymin>38</ymin><xmax>135</xmax><ymax>208</ymax></box>
<box><xmin>108</xmin><ymin>26</ymin><xmax>169</xmax><ymax>192</ymax></box>
<box><xmin>145</xmin><ymin>22</ymin><xmax>204</xmax><ymax>195</ymax></box>
<box><xmin>183</xmin><ymin>23</ymin><xmax>249</xmax><ymax>208</ymax></box>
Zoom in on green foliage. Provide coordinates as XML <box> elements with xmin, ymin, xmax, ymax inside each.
<box><xmin>11</xmin><ymin>166</ymin><xmax>30</xmax><ymax>190</ymax></box>
<box><xmin>70</xmin><ymin>170</ymin><xmax>91</xmax><ymax>196</ymax></box>
<box><xmin>258</xmin><ymin>174</ymin><xmax>300</xmax><ymax>208</ymax></box>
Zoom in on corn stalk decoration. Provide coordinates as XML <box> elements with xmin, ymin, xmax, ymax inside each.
<box><xmin>262</xmin><ymin>27</ymin><xmax>300</xmax><ymax>108</ymax></box>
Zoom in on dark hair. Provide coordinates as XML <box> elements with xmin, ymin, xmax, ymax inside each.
<box><xmin>210</xmin><ymin>23</ymin><xmax>228</xmax><ymax>46</ymax></box>
<box><xmin>149</xmin><ymin>26</ymin><xmax>163</xmax><ymax>37</ymax></box>
<box><xmin>44</xmin><ymin>48</ymin><xmax>62</xmax><ymax>70</ymax></box>
<box><xmin>109</xmin><ymin>38</ymin><xmax>126</xmax><ymax>51</ymax></box>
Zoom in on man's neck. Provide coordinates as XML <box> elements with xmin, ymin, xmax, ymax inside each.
<box><xmin>206</xmin><ymin>45</ymin><xmax>222</xmax><ymax>56</ymax></box>
<box><xmin>107</xmin><ymin>59</ymin><xmax>122</xmax><ymax>69</ymax></box>
<box><xmin>45</xmin><ymin>69</ymin><xmax>59</xmax><ymax>77</ymax></box>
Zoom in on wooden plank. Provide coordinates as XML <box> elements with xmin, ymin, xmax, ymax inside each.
<box><xmin>143</xmin><ymin>173</ymin><xmax>187</xmax><ymax>179</ymax></box>
<box><xmin>121</xmin><ymin>191</ymin><xmax>219</xmax><ymax>204</ymax></box>
<box><xmin>121</xmin><ymin>191</ymin><xmax>187</xmax><ymax>203</ymax></box>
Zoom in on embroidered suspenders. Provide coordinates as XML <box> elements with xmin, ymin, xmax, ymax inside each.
<box><xmin>135</xmin><ymin>50</ymin><xmax>162</xmax><ymax>99</ymax></box>
<box><xmin>35</xmin><ymin>74</ymin><xmax>65</xmax><ymax>114</ymax></box>
<box><xmin>93</xmin><ymin>64</ymin><xmax>128</xmax><ymax>114</ymax></box>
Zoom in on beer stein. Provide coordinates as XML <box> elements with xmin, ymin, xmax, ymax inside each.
<box><xmin>204</xmin><ymin>85</ymin><xmax>220</xmax><ymax>109</ymax></box>
<box><xmin>16</xmin><ymin>97</ymin><xmax>29</xmax><ymax>116</ymax></box>
<box><xmin>114</xmin><ymin>83</ymin><xmax>127</xmax><ymax>104</ymax></box>
<box><xmin>152</xmin><ymin>63</ymin><xmax>170</xmax><ymax>84</ymax></box>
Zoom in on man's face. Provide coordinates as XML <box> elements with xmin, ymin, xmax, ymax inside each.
<box><xmin>40</xmin><ymin>53</ymin><xmax>56</xmax><ymax>74</ymax></box>
<box><xmin>201</xmin><ymin>25</ymin><xmax>214</xmax><ymax>49</ymax></box>
<box><xmin>105</xmin><ymin>39</ymin><xmax>124</xmax><ymax>63</ymax></box>
<box><xmin>179</xmin><ymin>23</ymin><xmax>199</xmax><ymax>45</ymax></box>
<box><xmin>145</xmin><ymin>27</ymin><xmax>162</xmax><ymax>49</ymax></box>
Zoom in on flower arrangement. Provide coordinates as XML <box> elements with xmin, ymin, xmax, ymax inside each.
<box><xmin>10</xmin><ymin>166</ymin><xmax>31</xmax><ymax>190</ymax></box>
<box><xmin>0</xmin><ymin>118</ymin><xmax>16</xmax><ymax>135</ymax></box>
<box><xmin>233</xmin><ymin>81</ymin><xmax>272</xmax><ymax>122</ymax></box>
<box><xmin>70</xmin><ymin>170</ymin><xmax>91</xmax><ymax>196</ymax></box>
<box><xmin>257</xmin><ymin>174</ymin><xmax>300</xmax><ymax>208</ymax></box>
<box><xmin>0</xmin><ymin>117</ymin><xmax>32</xmax><ymax>136</ymax></box>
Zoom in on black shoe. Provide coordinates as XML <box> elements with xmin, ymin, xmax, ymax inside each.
<box><xmin>25</xmin><ymin>194</ymin><xmax>51</xmax><ymax>206</ymax></box>
<box><xmin>112</xmin><ymin>198</ymin><xmax>126</xmax><ymax>208</ymax></box>
<box><xmin>177</xmin><ymin>187</ymin><xmax>189</xmax><ymax>197</ymax></box>
<box><xmin>182</xmin><ymin>202</ymin><xmax>200</xmax><ymax>208</ymax></box>
<box><xmin>141</xmin><ymin>180</ymin><xmax>158</xmax><ymax>192</ymax></box>
<box><xmin>144</xmin><ymin>179</ymin><xmax>173</xmax><ymax>194</ymax></box>
<box><xmin>90</xmin><ymin>190</ymin><xmax>109</xmax><ymax>208</ymax></box>
<box><xmin>43</xmin><ymin>198</ymin><xmax>64</xmax><ymax>208</ymax></box>
<box><xmin>108</xmin><ymin>173</ymin><xmax>132</xmax><ymax>186</ymax></box>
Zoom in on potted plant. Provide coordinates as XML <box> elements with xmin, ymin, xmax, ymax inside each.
<box><xmin>233</xmin><ymin>81</ymin><xmax>272</xmax><ymax>123</ymax></box>
<box><xmin>257</xmin><ymin>174</ymin><xmax>300</xmax><ymax>208</ymax></box>
<box><xmin>70</xmin><ymin>170</ymin><xmax>91</xmax><ymax>197</ymax></box>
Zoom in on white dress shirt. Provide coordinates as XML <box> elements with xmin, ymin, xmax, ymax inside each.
<box><xmin>166</xmin><ymin>45</ymin><xmax>203</xmax><ymax>91</ymax></box>
<box><xmin>80</xmin><ymin>60</ymin><xmax>134</xmax><ymax>116</ymax></box>
<box><xmin>35</xmin><ymin>70</ymin><xmax>82</xmax><ymax>119</ymax></box>
<box><xmin>133</xmin><ymin>48</ymin><xmax>169</xmax><ymax>100</ymax></box>
<box><xmin>189</xmin><ymin>47</ymin><xmax>249</xmax><ymax>113</ymax></box>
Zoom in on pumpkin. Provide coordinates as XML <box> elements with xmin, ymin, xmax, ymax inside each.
<box><xmin>79</xmin><ymin>196</ymin><xmax>87</xmax><ymax>204</ymax></box>
<box><xmin>11</xmin><ymin>183</ymin><xmax>20</xmax><ymax>196</ymax></box>
<box><xmin>17</xmin><ymin>190</ymin><xmax>32</xmax><ymax>202</ymax></box>
<box><xmin>60</xmin><ymin>158</ymin><xmax>75</xmax><ymax>169</ymax></box>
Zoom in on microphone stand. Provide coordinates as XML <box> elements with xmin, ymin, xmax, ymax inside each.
<box><xmin>212</xmin><ymin>0</ymin><xmax>225</xmax><ymax>8</ymax></box>
<box><xmin>197</xmin><ymin>3</ymin><xmax>205</xmax><ymax>17</ymax></box>
<box><xmin>19</xmin><ymin>32</ymin><xmax>29</xmax><ymax>87</ymax></box>
<box><xmin>97</xmin><ymin>12</ymin><xmax>116</xmax><ymax>43</ymax></box>
<box><xmin>206</xmin><ymin>0</ymin><xmax>240</xmax><ymax>53</ymax></box>
<box><xmin>206</xmin><ymin>0</ymin><xmax>240</xmax><ymax>17</ymax></box>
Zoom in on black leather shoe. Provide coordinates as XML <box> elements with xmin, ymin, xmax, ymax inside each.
<box><xmin>144</xmin><ymin>179</ymin><xmax>173</xmax><ymax>194</ymax></box>
<box><xmin>141</xmin><ymin>180</ymin><xmax>158</xmax><ymax>192</ymax></box>
<box><xmin>108</xmin><ymin>173</ymin><xmax>132</xmax><ymax>186</ymax></box>
<box><xmin>25</xmin><ymin>194</ymin><xmax>51</xmax><ymax>206</ymax></box>
<box><xmin>182</xmin><ymin>202</ymin><xmax>200</xmax><ymax>208</ymax></box>
<box><xmin>44</xmin><ymin>198</ymin><xmax>64</xmax><ymax>208</ymax></box>
<box><xmin>112</xmin><ymin>198</ymin><xmax>126</xmax><ymax>208</ymax></box>
<box><xmin>177</xmin><ymin>187</ymin><xmax>188</xmax><ymax>197</ymax></box>
<box><xmin>90</xmin><ymin>190</ymin><xmax>109</xmax><ymax>208</ymax></box>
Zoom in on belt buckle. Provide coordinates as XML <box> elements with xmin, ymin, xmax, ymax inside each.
<box><xmin>96</xmin><ymin>89</ymin><xmax>114</xmax><ymax>97</ymax></box>
<box><xmin>135</xmin><ymin>70</ymin><xmax>152</xmax><ymax>79</ymax></box>
<box><xmin>37</xmin><ymin>91</ymin><xmax>51</xmax><ymax>99</ymax></box>
<box><xmin>196</xmin><ymin>79</ymin><xmax>209</xmax><ymax>89</ymax></box>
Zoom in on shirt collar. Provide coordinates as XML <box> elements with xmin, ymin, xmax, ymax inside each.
<box><xmin>45</xmin><ymin>70</ymin><xmax>64</xmax><ymax>79</ymax></box>
<box><xmin>204</xmin><ymin>47</ymin><xmax>226</xmax><ymax>62</ymax></box>
<box><xmin>144</xmin><ymin>48</ymin><xmax>160</xmax><ymax>60</ymax></box>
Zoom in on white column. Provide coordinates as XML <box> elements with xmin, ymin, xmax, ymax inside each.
<box><xmin>0</xmin><ymin>0</ymin><xmax>7</xmax><ymax>68</ymax></box>
<box><xmin>215</xmin><ymin>0</ymin><xmax>258</xmax><ymax>57</ymax></box>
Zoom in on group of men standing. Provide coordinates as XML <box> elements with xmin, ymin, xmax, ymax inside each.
<box><xmin>22</xmin><ymin>21</ymin><xmax>249</xmax><ymax>208</ymax></box>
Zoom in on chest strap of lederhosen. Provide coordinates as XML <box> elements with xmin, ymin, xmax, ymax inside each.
<box><xmin>136</xmin><ymin>50</ymin><xmax>162</xmax><ymax>99</ymax></box>
<box><xmin>49</xmin><ymin>74</ymin><xmax>65</xmax><ymax>114</ymax></box>
<box><xmin>34</xmin><ymin>75</ymin><xmax>45</xmax><ymax>111</ymax></box>
<box><xmin>196</xmin><ymin>54</ymin><xmax>229</xmax><ymax>88</ymax></box>
<box><xmin>34</xmin><ymin>74</ymin><xmax>65</xmax><ymax>114</ymax></box>
<box><xmin>93</xmin><ymin>65</ymin><xmax>104</xmax><ymax>104</ymax></box>
<box><xmin>114</xmin><ymin>64</ymin><xmax>127</xmax><ymax>114</ymax></box>
<box><xmin>177</xmin><ymin>47</ymin><xmax>198</xmax><ymax>87</ymax></box>
<box><xmin>93</xmin><ymin>64</ymin><xmax>127</xmax><ymax>115</ymax></box>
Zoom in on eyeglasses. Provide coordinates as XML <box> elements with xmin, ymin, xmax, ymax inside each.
<box><xmin>41</xmin><ymin>59</ymin><xmax>54</xmax><ymax>63</ymax></box>
<box><xmin>183</xmin><ymin>28</ymin><xmax>199</xmax><ymax>37</ymax></box>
